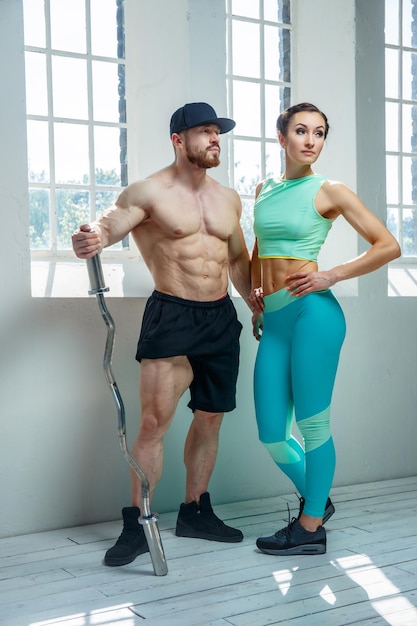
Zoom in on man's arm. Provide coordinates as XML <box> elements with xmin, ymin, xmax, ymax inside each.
<box><xmin>227</xmin><ymin>192</ymin><xmax>252</xmax><ymax>308</ymax></box>
<box><xmin>72</xmin><ymin>182</ymin><xmax>149</xmax><ymax>259</ymax></box>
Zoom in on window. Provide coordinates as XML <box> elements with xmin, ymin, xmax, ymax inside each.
<box><xmin>385</xmin><ymin>0</ymin><xmax>417</xmax><ymax>295</ymax></box>
<box><xmin>24</xmin><ymin>0</ymin><xmax>128</xmax><ymax>295</ymax></box>
<box><xmin>226</xmin><ymin>0</ymin><xmax>291</xmax><ymax>252</ymax></box>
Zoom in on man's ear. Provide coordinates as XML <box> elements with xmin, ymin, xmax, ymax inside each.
<box><xmin>172</xmin><ymin>132</ymin><xmax>183</xmax><ymax>147</ymax></box>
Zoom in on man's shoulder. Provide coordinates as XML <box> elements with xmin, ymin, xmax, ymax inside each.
<box><xmin>121</xmin><ymin>170</ymin><xmax>168</xmax><ymax>204</ymax></box>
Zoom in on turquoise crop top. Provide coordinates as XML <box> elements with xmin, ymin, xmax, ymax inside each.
<box><xmin>253</xmin><ymin>174</ymin><xmax>335</xmax><ymax>262</ymax></box>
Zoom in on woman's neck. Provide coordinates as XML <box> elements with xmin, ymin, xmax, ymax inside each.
<box><xmin>282</xmin><ymin>164</ymin><xmax>314</xmax><ymax>180</ymax></box>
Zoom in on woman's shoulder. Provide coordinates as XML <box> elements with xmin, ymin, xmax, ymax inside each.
<box><xmin>320</xmin><ymin>178</ymin><xmax>352</xmax><ymax>197</ymax></box>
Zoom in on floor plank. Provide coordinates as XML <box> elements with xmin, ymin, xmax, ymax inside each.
<box><xmin>1</xmin><ymin>477</ymin><xmax>417</xmax><ymax>626</ymax></box>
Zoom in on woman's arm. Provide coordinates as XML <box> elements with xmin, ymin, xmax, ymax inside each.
<box><xmin>287</xmin><ymin>181</ymin><xmax>401</xmax><ymax>296</ymax></box>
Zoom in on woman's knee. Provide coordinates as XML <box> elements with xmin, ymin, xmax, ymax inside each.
<box><xmin>297</xmin><ymin>408</ymin><xmax>331</xmax><ymax>453</ymax></box>
<box><xmin>262</xmin><ymin>439</ymin><xmax>303</xmax><ymax>464</ymax></box>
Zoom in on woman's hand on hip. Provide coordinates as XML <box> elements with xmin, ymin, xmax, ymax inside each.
<box><xmin>286</xmin><ymin>270</ymin><xmax>336</xmax><ymax>296</ymax></box>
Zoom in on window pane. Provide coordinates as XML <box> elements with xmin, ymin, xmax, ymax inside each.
<box><xmin>265</xmin><ymin>25</ymin><xmax>279</xmax><ymax>81</ymax></box>
<box><xmin>387</xmin><ymin>207</ymin><xmax>399</xmax><ymax>241</ymax></box>
<box><xmin>94</xmin><ymin>127</ymin><xmax>123</xmax><ymax>185</ymax></box>
<box><xmin>29</xmin><ymin>188</ymin><xmax>50</xmax><ymax>249</ymax></box>
<box><xmin>91</xmin><ymin>0</ymin><xmax>122</xmax><ymax>57</ymax></box>
<box><xmin>25</xmin><ymin>0</ymin><xmax>127</xmax><ymax>259</ymax></box>
<box><xmin>265</xmin><ymin>84</ymin><xmax>280</xmax><ymax>139</ymax></box>
<box><xmin>233</xmin><ymin>81</ymin><xmax>261</xmax><ymax>136</ymax></box>
<box><xmin>25</xmin><ymin>52</ymin><xmax>48</xmax><ymax>116</ymax></box>
<box><xmin>54</xmin><ymin>123</ymin><xmax>89</xmax><ymax>184</ymax></box>
<box><xmin>92</xmin><ymin>61</ymin><xmax>120</xmax><ymax>123</ymax></box>
<box><xmin>50</xmin><ymin>0</ymin><xmax>86</xmax><ymax>53</ymax></box>
<box><xmin>234</xmin><ymin>139</ymin><xmax>262</xmax><ymax>195</ymax></box>
<box><xmin>386</xmin><ymin>155</ymin><xmax>399</xmax><ymax>203</ymax></box>
<box><xmin>402</xmin><ymin>51</ymin><xmax>417</xmax><ymax>100</ymax></box>
<box><xmin>385</xmin><ymin>0</ymin><xmax>399</xmax><ymax>46</ymax></box>
<box><xmin>386</xmin><ymin>101</ymin><xmax>399</xmax><ymax>152</ymax></box>
<box><xmin>232</xmin><ymin>21</ymin><xmax>260</xmax><ymax>78</ymax></box>
<box><xmin>56</xmin><ymin>189</ymin><xmax>90</xmax><ymax>249</ymax></box>
<box><xmin>402</xmin><ymin>103</ymin><xmax>417</xmax><ymax>153</ymax></box>
<box><xmin>402</xmin><ymin>0</ymin><xmax>416</xmax><ymax>48</ymax></box>
<box><xmin>241</xmin><ymin>198</ymin><xmax>255</xmax><ymax>251</ymax></box>
<box><xmin>402</xmin><ymin>208</ymin><xmax>417</xmax><ymax>255</ymax></box>
<box><xmin>232</xmin><ymin>0</ymin><xmax>259</xmax><ymax>19</ymax></box>
<box><xmin>27</xmin><ymin>121</ymin><xmax>50</xmax><ymax>181</ymax></box>
<box><xmin>52</xmin><ymin>57</ymin><xmax>88</xmax><ymax>119</ymax></box>
<box><xmin>264</xmin><ymin>0</ymin><xmax>279</xmax><ymax>22</ymax></box>
<box><xmin>403</xmin><ymin>156</ymin><xmax>417</xmax><ymax>204</ymax></box>
<box><xmin>265</xmin><ymin>141</ymin><xmax>281</xmax><ymax>178</ymax></box>
<box><xmin>385</xmin><ymin>48</ymin><xmax>399</xmax><ymax>98</ymax></box>
<box><xmin>23</xmin><ymin>0</ymin><xmax>46</xmax><ymax>47</ymax></box>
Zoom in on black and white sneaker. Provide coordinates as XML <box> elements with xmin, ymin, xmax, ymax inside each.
<box><xmin>256</xmin><ymin>517</ymin><xmax>326</xmax><ymax>555</ymax></box>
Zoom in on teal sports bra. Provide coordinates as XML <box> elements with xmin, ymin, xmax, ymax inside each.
<box><xmin>253</xmin><ymin>174</ymin><xmax>335</xmax><ymax>262</ymax></box>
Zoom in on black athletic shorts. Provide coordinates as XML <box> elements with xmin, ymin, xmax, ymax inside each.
<box><xmin>135</xmin><ymin>290</ymin><xmax>243</xmax><ymax>413</ymax></box>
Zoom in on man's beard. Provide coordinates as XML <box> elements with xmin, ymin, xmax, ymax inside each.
<box><xmin>185</xmin><ymin>143</ymin><xmax>220</xmax><ymax>169</ymax></box>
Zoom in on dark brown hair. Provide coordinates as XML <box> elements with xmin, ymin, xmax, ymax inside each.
<box><xmin>277</xmin><ymin>102</ymin><xmax>330</xmax><ymax>139</ymax></box>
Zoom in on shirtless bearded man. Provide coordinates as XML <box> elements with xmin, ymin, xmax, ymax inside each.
<box><xmin>72</xmin><ymin>102</ymin><xmax>252</xmax><ymax>566</ymax></box>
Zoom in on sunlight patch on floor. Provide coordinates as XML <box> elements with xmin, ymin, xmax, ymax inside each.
<box><xmin>30</xmin><ymin>604</ymin><xmax>136</xmax><ymax>626</ymax></box>
<box><xmin>272</xmin><ymin>566</ymin><xmax>299</xmax><ymax>596</ymax></box>
<box><xmin>334</xmin><ymin>553</ymin><xmax>417</xmax><ymax>624</ymax></box>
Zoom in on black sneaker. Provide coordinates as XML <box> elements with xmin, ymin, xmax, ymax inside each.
<box><xmin>175</xmin><ymin>492</ymin><xmax>243</xmax><ymax>543</ymax></box>
<box><xmin>298</xmin><ymin>496</ymin><xmax>335</xmax><ymax>525</ymax></box>
<box><xmin>104</xmin><ymin>506</ymin><xmax>149</xmax><ymax>566</ymax></box>
<box><xmin>256</xmin><ymin>518</ymin><xmax>326</xmax><ymax>555</ymax></box>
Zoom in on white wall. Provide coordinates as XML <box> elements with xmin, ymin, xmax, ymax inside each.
<box><xmin>1</xmin><ymin>0</ymin><xmax>416</xmax><ymax>539</ymax></box>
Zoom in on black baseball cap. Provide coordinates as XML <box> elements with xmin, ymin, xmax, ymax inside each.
<box><xmin>170</xmin><ymin>102</ymin><xmax>236</xmax><ymax>136</ymax></box>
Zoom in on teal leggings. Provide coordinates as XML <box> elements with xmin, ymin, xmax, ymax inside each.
<box><xmin>254</xmin><ymin>288</ymin><xmax>346</xmax><ymax>518</ymax></box>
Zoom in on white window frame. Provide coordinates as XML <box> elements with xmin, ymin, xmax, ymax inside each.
<box><xmin>24</xmin><ymin>0</ymin><xmax>141</xmax><ymax>298</ymax></box>
<box><xmin>385</xmin><ymin>0</ymin><xmax>417</xmax><ymax>295</ymax></box>
<box><xmin>225</xmin><ymin>0</ymin><xmax>292</xmax><ymax>253</ymax></box>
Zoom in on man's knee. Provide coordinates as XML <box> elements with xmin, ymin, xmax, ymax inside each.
<box><xmin>138</xmin><ymin>411</ymin><xmax>171</xmax><ymax>441</ymax></box>
<box><xmin>191</xmin><ymin>410</ymin><xmax>224</xmax><ymax>434</ymax></box>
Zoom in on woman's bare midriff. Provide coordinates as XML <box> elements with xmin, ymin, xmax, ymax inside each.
<box><xmin>260</xmin><ymin>258</ymin><xmax>318</xmax><ymax>296</ymax></box>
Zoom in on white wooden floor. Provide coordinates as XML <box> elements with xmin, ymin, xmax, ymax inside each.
<box><xmin>1</xmin><ymin>477</ymin><xmax>417</xmax><ymax>626</ymax></box>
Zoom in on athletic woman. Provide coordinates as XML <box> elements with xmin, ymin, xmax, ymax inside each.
<box><xmin>250</xmin><ymin>102</ymin><xmax>400</xmax><ymax>555</ymax></box>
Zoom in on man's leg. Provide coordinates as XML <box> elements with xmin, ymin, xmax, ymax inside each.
<box><xmin>176</xmin><ymin>409</ymin><xmax>243</xmax><ymax>543</ymax></box>
<box><xmin>105</xmin><ymin>356</ymin><xmax>193</xmax><ymax>566</ymax></box>
<box><xmin>130</xmin><ymin>356</ymin><xmax>193</xmax><ymax>505</ymax></box>
<box><xmin>184</xmin><ymin>409</ymin><xmax>223</xmax><ymax>503</ymax></box>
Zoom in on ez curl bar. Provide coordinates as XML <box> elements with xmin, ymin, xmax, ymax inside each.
<box><xmin>86</xmin><ymin>252</ymin><xmax>168</xmax><ymax>576</ymax></box>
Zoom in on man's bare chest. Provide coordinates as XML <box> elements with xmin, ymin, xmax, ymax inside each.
<box><xmin>142</xmin><ymin>196</ymin><xmax>236</xmax><ymax>240</ymax></box>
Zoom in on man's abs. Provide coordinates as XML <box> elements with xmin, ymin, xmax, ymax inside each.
<box><xmin>135</xmin><ymin>230</ymin><xmax>231</xmax><ymax>301</ymax></box>
<box><xmin>152</xmin><ymin>264</ymin><xmax>230</xmax><ymax>301</ymax></box>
